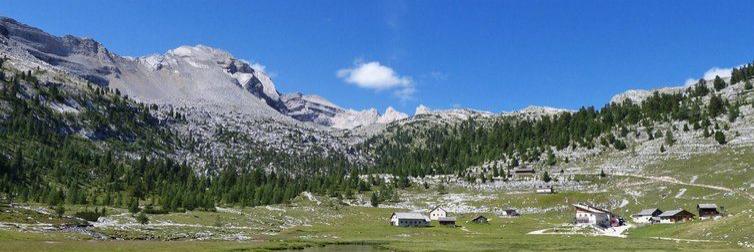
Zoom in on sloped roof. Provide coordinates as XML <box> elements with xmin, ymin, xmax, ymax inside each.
<box><xmin>438</xmin><ymin>217</ymin><xmax>456</xmax><ymax>222</ymax></box>
<box><xmin>513</xmin><ymin>168</ymin><xmax>536</xmax><ymax>173</ymax></box>
<box><xmin>430</xmin><ymin>206</ymin><xmax>446</xmax><ymax>213</ymax></box>
<box><xmin>635</xmin><ymin>208</ymin><xmax>661</xmax><ymax>216</ymax></box>
<box><xmin>392</xmin><ymin>212</ymin><xmax>429</xmax><ymax>220</ymax></box>
<box><xmin>573</xmin><ymin>204</ymin><xmax>611</xmax><ymax>214</ymax></box>
<box><xmin>472</xmin><ymin>215</ymin><xmax>487</xmax><ymax>221</ymax></box>
<box><xmin>658</xmin><ymin>209</ymin><xmax>693</xmax><ymax>217</ymax></box>
<box><xmin>697</xmin><ymin>203</ymin><xmax>718</xmax><ymax>209</ymax></box>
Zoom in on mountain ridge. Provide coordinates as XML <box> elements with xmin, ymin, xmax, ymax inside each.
<box><xmin>0</xmin><ymin>16</ymin><xmax>408</xmax><ymax>129</ymax></box>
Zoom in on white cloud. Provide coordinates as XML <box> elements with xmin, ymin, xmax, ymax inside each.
<box><xmin>337</xmin><ymin>61</ymin><xmax>411</xmax><ymax>89</ymax></box>
<box><xmin>393</xmin><ymin>85</ymin><xmax>416</xmax><ymax>102</ymax></box>
<box><xmin>337</xmin><ymin>61</ymin><xmax>415</xmax><ymax>100</ymax></box>
<box><xmin>683</xmin><ymin>78</ymin><xmax>697</xmax><ymax>87</ymax></box>
<box><xmin>250</xmin><ymin>62</ymin><xmax>266</xmax><ymax>72</ymax></box>
<box><xmin>683</xmin><ymin>67</ymin><xmax>734</xmax><ymax>87</ymax></box>
<box><xmin>702</xmin><ymin>67</ymin><xmax>732</xmax><ymax>80</ymax></box>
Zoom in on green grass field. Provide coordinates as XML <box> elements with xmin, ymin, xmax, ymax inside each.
<box><xmin>1</xmin><ymin>146</ymin><xmax>753</xmax><ymax>251</ymax></box>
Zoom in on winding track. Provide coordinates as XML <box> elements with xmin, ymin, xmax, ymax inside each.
<box><xmin>613</xmin><ymin>173</ymin><xmax>754</xmax><ymax>201</ymax></box>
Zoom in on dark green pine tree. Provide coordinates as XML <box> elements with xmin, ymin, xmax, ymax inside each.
<box><xmin>689</xmin><ymin>79</ymin><xmax>709</xmax><ymax>97</ymax></box>
<box><xmin>713</xmin><ymin>75</ymin><xmax>727</xmax><ymax>91</ymax></box>
<box><xmin>136</xmin><ymin>212</ymin><xmax>149</xmax><ymax>225</ymax></box>
<box><xmin>541</xmin><ymin>171</ymin><xmax>551</xmax><ymax>183</ymax></box>
<box><xmin>55</xmin><ymin>203</ymin><xmax>65</xmax><ymax>218</ymax></box>
<box><xmin>128</xmin><ymin>198</ymin><xmax>140</xmax><ymax>213</ymax></box>
<box><xmin>707</xmin><ymin>95</ymin><xmax>725</xmax><ymax>117</ymax></box>
<box><xmin>664</xmin><ymin>129</ymin><xmax>675</xmax><ymax>146</ymax></box>
<box><xmin>714</xmin><ymin>131</ymin><xmax>727</xmax><ymax>145</ymax></box>
<box><xmin>370</xmin><ymin>192</ymin><xmax>379</xmax><ymax>207</ymax></box>
<box><xmin>728</xmin><ymin>103</ymin><xmax>740</xmax><ymax>123</ymax></box>
<box><xmin>546</xmin><ymin>151</ymin><xmax>556</xmax><ymax>166</ymax></box>
<box><xmin>620</xmin><ymin>126</ymin><xmax>629</xmax><ymax>137</ymax></box>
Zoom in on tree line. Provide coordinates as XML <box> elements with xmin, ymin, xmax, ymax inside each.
<box><xmin>0</xmin><ymin>65</ymin><xmax>385</xmax><ymax>212</ymax></box>
<box><xmin>365</xmin><ymin>69</ymin><xmax>750</xmax><ymax>178</ymax></box>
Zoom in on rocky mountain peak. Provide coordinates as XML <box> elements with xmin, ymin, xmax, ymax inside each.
<box><xmin>378</xmin><ymin>106</ymin><xmax>408</xmax><ymax>124</ymax></box>
<box><xmin>0</xmin><ymin>17</ymin><xmax>413</xmax><ymax>130</ymax></box>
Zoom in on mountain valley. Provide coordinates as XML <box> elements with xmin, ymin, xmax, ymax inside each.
<box><xmin>1</xmin><ymin>15</ymin><xmax>754</xmax><ymax>251</ymax></box>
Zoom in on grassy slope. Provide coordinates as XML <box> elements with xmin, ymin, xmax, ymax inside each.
<box><xmin>626</xmin><ymin>147</ymin><xmax>754</xmax><ymax>245</ymax></box>
<box><xmin>1</xmin><ymin>147</ymin><xmax>753</xmax><ymax>251</ymax></box>
<box><xmin>643</xmin><ymin>147</ymin><xmax>754</xmax><ymax>201</ymax></box>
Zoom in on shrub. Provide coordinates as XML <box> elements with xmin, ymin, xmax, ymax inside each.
<box><xmin>715</xmin><ymin>131</ymin><xmax>727</xmax><ymax>144</ymax></box>
<box><xmin>613</xmin><ymin>140</ymin><xmax>627</xmax><ymax>150</ymax></box>
<box><xmin>128</xmin><ymin>198</ymin><xmax>140</xmax><ymax>213</ymax></box>
<box><xmin>55</xmin><ymin>203</ymin><xmax>65</xmax><ymax>218</ymax></box>
<box><xmin>136</xmin><ymin>212</ymin><xmax>149</xmax><ymax>225</ymax></box>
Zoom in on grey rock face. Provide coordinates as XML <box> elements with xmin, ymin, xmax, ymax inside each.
<box><xmin>282</xmin><ymin>93</ymin><xmax>344</xmax><ymax>126</ymax></box>
<box><xmin>1</xmin><ymin>17</ymin><xmax>119</xmax><ymax>85</ymax></box>
<box><xmin>0</xmin><ymin>16</ymin><xmax>408</xmax><ymax>129</ymax></box>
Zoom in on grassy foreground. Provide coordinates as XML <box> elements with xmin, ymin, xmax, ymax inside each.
<box><xmin>1</xmin><ymin>147</ymin><xmax>753</xmax><ymax>251</ymax></box>
<box><xmin>0</xmin><ymin>212</ymin><xmax>746</xmax><ymax>252</ymax></box>
<box><xmin>1</xmin><ymin>202</ymin><xmax>750</xmax><ymax>252</ymax></box>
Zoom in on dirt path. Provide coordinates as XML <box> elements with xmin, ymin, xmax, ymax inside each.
<box><xmin>527</xmin><ymin>224</ymin><xmax>631</xmax><ymax>238</ymax></box>
<box><xmin>649</xmin><ymin>237</ymin><xmax>724</xmax><ymax>243</ymax></box>
<box><xmin>674</xmin><ymin>188</ymin><xmax>686</xmax><ymax>198</ymax></box>
<box><xmin>459</xmin><ymin>226</ymin><xmax>480</xmax><ymax>235</ymax></box>
<box><xmin>614</xmin><ymin>173</ymin><xmax>754</xmax><ymax>201</ymax></box>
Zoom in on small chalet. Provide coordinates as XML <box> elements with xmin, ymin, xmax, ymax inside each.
<box><xmin>471</xmin><ymin>215</ymin><xmax>488</xmax><ymax>224</ymax></box>
<box><xmin>697</xmin><ymin>204</ymin><xmax>720</xmax><ymax>219</ymax></box>
<box><xmin>438</xmin><ymin>217</ymin><xmax>457</xmax><ymax>227</ymax></box>
<box><xmin>535</xmin><ymin>185</ymin><xmax>554</xmax><ymax>194</ymax></box>
<box><xmin>390</xmin><ymin>212</ymin><xmax>430</xmax><ymax>227</ymax></box>
<box><xmin>429</xmin><ymin>206</ymin><xmax>448</xmax><ymax>221</ymax></box>
<box><xmin>573</xmin><ymin>203</ymin><xmax>613</xmax><ymax>228</ymax></box>
<box><xmin>500</xmin><ymin>208</ymin><xmax>520</xmax><ymax>217</ymax></box>
<box><xmin>657</xmin><ymin>209</ymin><xmax>694</xmax><ymax>223</ymax></box>
<box><xmin>512</xmin><ymin>168</ymin><xmax>536</xmax><ymax>180</ymax></box>
<box><xmin>632</xmin><ymin>208</ymin><xmax>663</xmax><ymax>224</ymax></box>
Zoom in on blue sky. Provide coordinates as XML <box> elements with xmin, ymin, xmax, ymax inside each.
<box><xmin>3</xmin><ymin>0</ymin><xmax>754</xmax><ymax>114</ymax></box>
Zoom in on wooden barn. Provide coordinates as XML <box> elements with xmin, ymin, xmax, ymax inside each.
<box><xmin>470</xmin><ymin>215</ymin><xmax>488</xmax><ymax>224</ymax></box>
<box><xmin>657</xmin><ymin>209</ymin><xmax>694</xmax><ymax>224</ymax></box>
<box><xmin>512</xmin><ymin>168</ymin><xmax>536</xmax><ymax>180</ymax></box>
<box><xmin>632</xmin><ymin>208</ymin><xmax>662</xmax><ymax>224</ymax></box>
<box><xmin>697</xmin><ymin>204</ymin><xmax>720</xmax><ymax>219</ymax></box>
<box><xmin>438</xmin><ymin>217</ymin><xmax>457</xmax><ymax>227</ymax></box>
